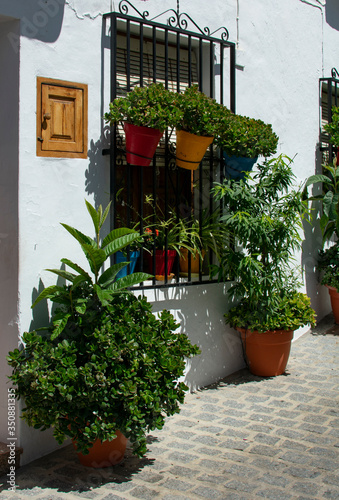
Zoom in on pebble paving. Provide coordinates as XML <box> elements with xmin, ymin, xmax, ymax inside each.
<box><xmin>1</xmin><ymin>317</ymin><xmax>338</xmax><ymax>500</ymax></box>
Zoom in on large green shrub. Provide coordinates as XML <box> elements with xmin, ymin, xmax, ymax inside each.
<box><xmin>7</xmin><ymin>201</ymin><xmax>200</xmax><ymax>457</ymax></box>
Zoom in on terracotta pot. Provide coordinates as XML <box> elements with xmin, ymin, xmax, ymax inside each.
<box><xmin>326</xmin><ymin>285</ymin><xmax>339</xmax><ymax>324</ymax></box>
<box><xmin>179</xmin><ymin>248</ymin><xmax>205</xmax><ymax>274</ymax></box>
<box><xmin>146</xmin><ymin>249</ymin><xmax>176</xmax><ymax>276</ymax></box>
<box><xmin>237</xmin><ymin>328</ymin><xmax>294</xmax><ymax>377</ymax></box>
<box><xmin>176</xmin><ymin>129</ymin><xmax>213</xmax><ymax>170</ymax></box>
<box><xmin>73</xmin><ymin>430</ymin><xmax>127</xmax><ymax>468</ymax></box>
<box><xmin>124</xmin><ymin>122</ymin><xmax>163</xmax><ymax>166</ymax></box>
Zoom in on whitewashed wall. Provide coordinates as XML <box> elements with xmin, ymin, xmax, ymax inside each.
<box><xmin>0</xmin><ymin>0</ymin><xmax>339</xmax><ymax>465</ymax></box>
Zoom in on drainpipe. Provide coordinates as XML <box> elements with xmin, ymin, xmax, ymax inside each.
<box><xmin>299</xmin><ymin>0</ymin><xmax>325</xmax><ymax>76</ymax></box>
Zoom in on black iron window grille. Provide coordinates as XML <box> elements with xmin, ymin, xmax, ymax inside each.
<box><xmin>320</xmin><ymin>67</ymin><xmax>339</xmax><ymax>164</ymax></box>
<box><xmin>103</xmin><ymin>1</ymin><xmax>236</xmax><ymax>289</ymax></box>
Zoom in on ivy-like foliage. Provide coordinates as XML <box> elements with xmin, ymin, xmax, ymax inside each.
<box><xmin>212</xmin><ymin>155</ymin><xmax>316</xmax><ymax>332</ymax></box>
<box><xmin>8</xmin><ymin>294</ymin><xmax>200</xmax><ymax>457</ymax></box>
<box><xmin>7</xmin><ymin>201</ymin><xmax>201</xmax><ymax>456</ymax></box>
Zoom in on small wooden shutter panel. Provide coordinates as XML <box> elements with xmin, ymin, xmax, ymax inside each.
<box><xmin>37</xmin><ymin>77</ymin><xmax>88</xmax><ymax>158</ymax></box>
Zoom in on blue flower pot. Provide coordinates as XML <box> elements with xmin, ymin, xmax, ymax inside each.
<box><xmin>115</xmin><ymin>250</ymin><xmax>140</xmax><ymax>279</ymax></box>
<box><xmin>223</xmin><ymin>153</ymin><xmax>258</xmax><ymax>180</ymax></box>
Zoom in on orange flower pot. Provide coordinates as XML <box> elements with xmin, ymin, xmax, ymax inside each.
<box><xmin>326</xmin><ymin>285</ymin><xmax>339</xmax><ymax>324</ymax></box>
<box><xmin>176</xmin><ymin>130</ymin><xmax>213</xmax><ymax>170</ymax></box>
<box><xmin>179</xmin><ymin>248</ymin><xmax>205</xmax><ymax>274</ymax></box>
<box><xmin>73</xmin><ymin>431</ymin><xmax>127</xmax><ymax>468</ymax></box>
<box><xmin>237</xmin><ymin>328</ymin><xmax>294</xmax><ymax>377</ymax></box>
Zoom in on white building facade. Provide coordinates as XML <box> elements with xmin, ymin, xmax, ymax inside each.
<box><xmin>0</xmin><ymin>0</ymin><xmax>338</xmax><ymax>464</ymax></box>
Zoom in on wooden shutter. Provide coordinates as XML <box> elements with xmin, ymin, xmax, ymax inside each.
<box><xmin>37</xmin><ymin>77</ymin><xmax>88</xmax><ymax>158</ymax></box>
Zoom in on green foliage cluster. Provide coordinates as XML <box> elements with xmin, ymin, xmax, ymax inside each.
<box><xmin>318</xmin><ymin>244</ymin><xmax>339</xmax><ymax>291</ymax></box>
<box><xmin>215</xmin><ymin>112</ymin><xmax>279</xmax><ymax>158</ymax></box>
<box><xmin>324</xmin><ymin>106</ymin><xmax>339</xmax><ymax>148</ymax></box>
<box><xmin>212</xmin><ymin>155</ymin><xmax>316</xmax><ymax>333</ymax></box>
<box><xmin>104</xmin><ymin>83</ymin><xmax>181</xmax><ymax>132</ymax></box>
<box><xmin>305</xmin><ymin>161</ymin><xmax>339</xmax><ymax>243</ymax></box>
<box><xmin>175</xmin><ymin>85</ymin><xmax>226</xmax><ymax>137</ymax></box>
<box><xmin>7</xmin><ymin>201</ymin><xmax>200</xmax><ymax>457</ymax></box>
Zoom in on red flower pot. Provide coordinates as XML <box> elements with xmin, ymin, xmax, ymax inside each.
<box><xmin>124</xmin><ymin>122</ymin><xmax>163</xmax><ymax>166</ymax></box>
<box><xmin>237</xmin><ymin>328</ymin><xmax>294</xmax><ymax>377</ymax></box>
<box><xmin>146</xmin><ymin>250</ymin><xmax>176</xmax><ymax>276</ymax></box>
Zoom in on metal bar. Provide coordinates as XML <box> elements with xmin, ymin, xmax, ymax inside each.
<box><xmin>140</xmin><ymin>23</ymin><xmax>144</xmax><ymax>86</ymax></box>
<box><xmin>199</xmin><ymin>37</ymin><xmax>203</xmax><ymax>91</ymax></box>
<box><xmin>126</xmin><ymin>20</ymin><xmax>131</xmax><ymax>91</ymax></box>
<box><xmin>177</xmin><ymin>31</ymin><xmax>180</xmax><ymax>92</ymax></box>
<box><xmin>110</xmin><ymin>14</ymin><xmax>117</xmax><ymax>246</ymax></box>
<box><xmin>230</xmin><ymin>43</ymin><xmax>236</xmax><ymax>112</ymax></box>
<box><xmin>188</xmin><ymin>35</ymin><xmax>192</xmax><ymax>87</ymax></box>
<box><xmin>153</xmin><ymin>26</ymin><xmax>157</xmax><ymax>82</ymax></box>
<box><xmin>328</xmin><ymin>79</ymin><xmax>333</xmax><ymax>163</ymax></box>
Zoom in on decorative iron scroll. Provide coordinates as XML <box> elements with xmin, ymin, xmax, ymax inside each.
<box><xmin>331</xmin><ymin>67</ymin><xmax>339</xmax><ymax>79</ymax></box>
<box><xmin>118</xmin><ymin>0</ymin><xmax>229</xmax><ymax>41</ymax></box>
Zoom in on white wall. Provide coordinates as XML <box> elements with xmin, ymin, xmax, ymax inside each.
<box><xmin>0</xmin><ymin>0</ymin><xmax>339</xmax><ymax>465</ymax></box>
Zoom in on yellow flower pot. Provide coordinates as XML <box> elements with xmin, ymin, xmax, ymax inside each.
<box><xmin>176</xmin><ymin>130</ymin><xmax>214</xmax><ymax>170</ymax></box>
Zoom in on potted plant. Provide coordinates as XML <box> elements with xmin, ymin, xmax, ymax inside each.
<box><xmin>7</xmin><ymin>201</ymin><xmax>200</xmax><ymax>467</ymax></box>
<box><xmin>305</xmin><ymin>137</ymin><xmax>339</xmax><ymax>322</ymax></box>
<box><xmin>215</xmin><ymin>112</ymin><xmax>279</xmax><ymax>180</ymax></box>
<box><xmin>104</xmin><ymin>83</ymin><xmax>180</xmax><ymax>166</ymax></box>
<box><xmin>212</xmin><ymin>155</ymin><xmax>316</xmax><ymax>376</ymax></box>
<box><xmin>175</xmin><ymin>85</ymin><xmax>225</xmax><ymax>170</ymax></box>
<box><xmin>178</xmin><ymin>209</ymin><xmax>228</xmax><ymax>276</ymax></box>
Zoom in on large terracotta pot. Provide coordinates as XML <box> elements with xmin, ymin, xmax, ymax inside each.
<box><xmin>73</xmin><ymin>431</ymin><xmax>127</xmax><ymax>468</ymax></box>
<box><xmin>237</xmin><ymin>328</ymin><xmax>294</xmax><ymax>377</ymax></box>
<box><xmin>176</xmin><ymin>129</ymin><xmax>213</xmax><ymax>170</ymax></box>
<box><xmin>124</xmin><ymin>122</ymin><xmax>163</xmax><ymax>166</ymax></box>
<box><xmin>146</xmin><ymin>249</ymin><xmax>176</xmax><ymax>276</ymax></box>
<box><xmin>326</xmin><ymin>285</ymin><xmax>339</xmax><ymax>324</ymax></box>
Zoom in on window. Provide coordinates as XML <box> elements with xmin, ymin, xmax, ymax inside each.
<box><xmin>104</xmin><ymin>2</ymin><xmax>235</xmax><ymax>288</ymax></box>
<box><xmin>319</xmin><ymin>68</ymin><xmax>339</xmax><ymax>163</ymax></box>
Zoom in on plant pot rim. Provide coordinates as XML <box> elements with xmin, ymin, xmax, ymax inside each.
<box><xmin>236</xmin><ymin>327</ymin><xmax>294</xmax><ymax>335</ymax></box>
<box><xmin>325</xmin><ymin>284</ymin><xmax>339</xmax><ymax>293</ymax></box>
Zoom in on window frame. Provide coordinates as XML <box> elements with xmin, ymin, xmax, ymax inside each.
<box><xmin>103</xmin><ymin>2</ymin><xmax>236</xmax><ymax>289</ymax></box>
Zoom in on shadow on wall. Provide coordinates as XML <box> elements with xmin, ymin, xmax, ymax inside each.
<box><xmin>147</xmin><ymin>284</ymin><xmax>245</xmax><ymax>392</ymax></box>
<box><xmin>326</xmin><ymin>0</ymin><xmax>339</xmax><ymax>31</ymax></box>
<box><xmin>302</xmin><ymin>144</ymin><xmax>331</xmax><ymax>320</ymax></box>
<box><xmin>85</xmin><ymin>126</ymin><xmax>111</xmax><ymax>208</ymax></box>
<box><xmin>2</xmin><ymin>0</ymin><xmax>65</xmax><ymax>49</ymax></box>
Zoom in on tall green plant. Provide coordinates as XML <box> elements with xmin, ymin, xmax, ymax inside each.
<box><xmin>32</xmin><ymin>200</ymin><xmax>151</xmax><ymax>340</ymax></box>
<box><xmin>304</xmin><ymin>161</ymin><xmax>339</xmax><ymax>243</ymax></box>
<box><xmin>212</xmin><ymin>155</ymin><xmax>315</xmax><ymax>332</ymax></box>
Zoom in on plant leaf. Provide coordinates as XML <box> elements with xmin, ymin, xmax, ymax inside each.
<box><xmin>31</xmin><ymin>285</ymin><xmax>65</xmax><ymax>308</ymax></box>
<box><xmin>108</xmin><ymin>272</ymin><xmax>152</xmax><ymax>291</ymax></box>
<box><xmin>60</xmin><ymin>258</ymin><xmax>92</xmax><ymax>282</ymax></box>
<box><xmin>101</xmin><ymin>228</ymin><xmax>137</xmax><ymax>248</ymax></box>
<box><xmin>81</xmin><ymin>244</ymin><xmax>106</xmax><ymax>276</ymax></box>
<box><xmin>98</xmin><ymin>262</ymin><xmax>130</xmax><ymax>288</ymax></box>
<box><xmin>51</xmin><ymin>313</ymin><xmax>71</xmax><ymax>340</ymax></box>
<box><xmin>85</xmin><ymin>200</ymin><xmax>100</xmax><ymax>235</ymax></box>
<box><xmin>103</xmin><ymin>233</ymin><xmax>142</xmax><ymax>258</ymax></box>
<box><xmin>46</xmin><ymin>269</ymin><xmax>77</xmax><ymax>283</ymax></box>
<box><xmin>61</xmin><ymin>223</ymin><xmax>96</xmax><ymax>248</ymax></box>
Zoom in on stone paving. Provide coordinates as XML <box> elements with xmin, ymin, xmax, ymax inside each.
<box><xmin>0</xmin><ymin>317</ymin><xmax>338</xmax><ymax>500</ymax></box>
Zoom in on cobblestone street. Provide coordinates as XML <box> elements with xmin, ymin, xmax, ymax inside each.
<box><xmin>1</xmin><ymin>318</ymin><xmax>338</xmax><ymax>500</ymax></box>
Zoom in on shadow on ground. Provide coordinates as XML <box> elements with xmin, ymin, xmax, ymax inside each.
<box><xmin>0</xmin><ymin>443</ymin><xmax>154</xmax><ymax>494</ymax></box>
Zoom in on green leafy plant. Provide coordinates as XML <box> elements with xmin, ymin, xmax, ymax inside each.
<box><xmin>104</xmin><ymin>83</ymin><xmax>181</xmax><ymax>131</ymax></box>
<box><xmin>175</xmin><ymin>85</ymin><xmax>226</xmax><ymax>137</ymax></box>
<box><xmin>318</xmin><ymin>243</ymin><xmax>339</xmax><ymax>291</ymax></box>
<box><xmin>304</xmin><ymin>149</ymin><xmax>339</xmax><ymax>244</ymax></box>
<box><xmin>7</xmin><ymin>201</ymin><xmax>201</xmax><ymax>458</ymax></box>
<box><xmin>324</xmin><ymin>106</ymin><xmax>339</xmax><ymax>148</ymax></box>
<box><xmin>178</xmin><ymin>209</ymin><xmax>228</xmax><ymax>262</ymax></box>
<box><xmin>212</xmin><ymin>154</ymin><xmax>316</xmax><ymax>332</ymax></box>
<box><xmin>215</xmin><ymin>111</ymin><xmax>279</xmax><ymax>158</ymax></box>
